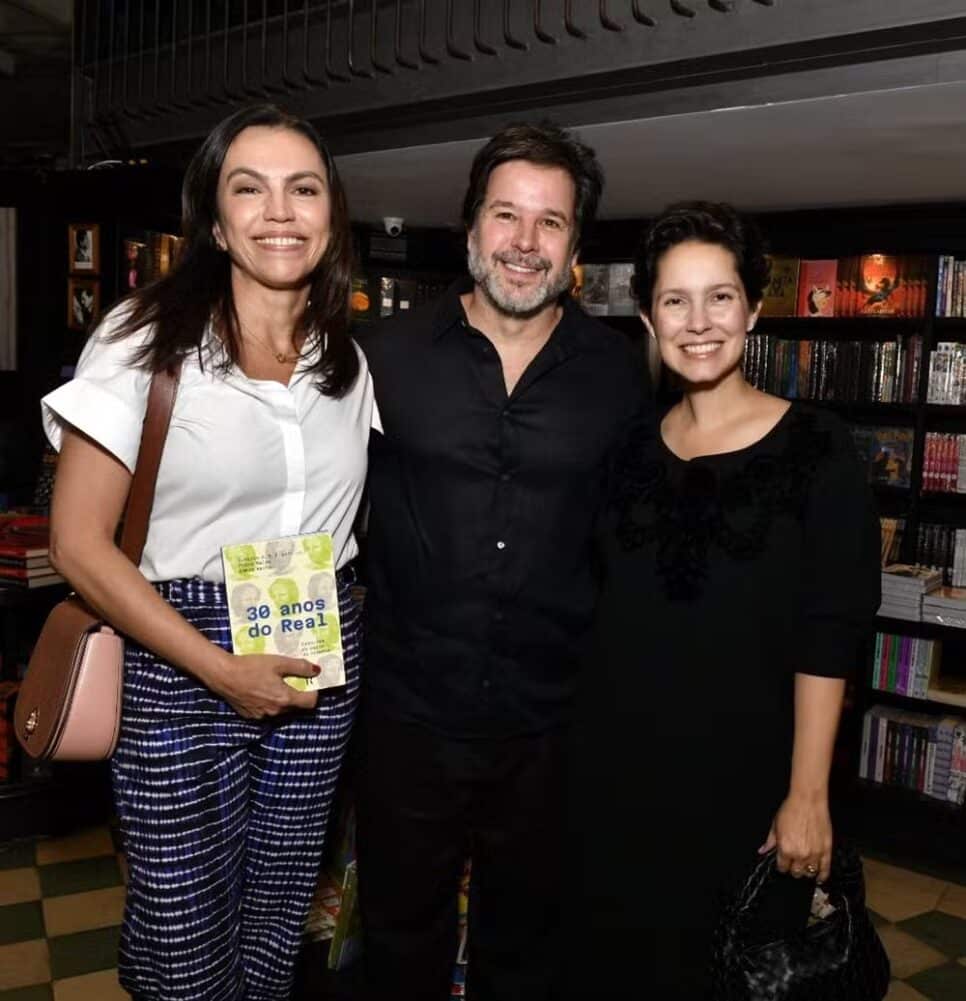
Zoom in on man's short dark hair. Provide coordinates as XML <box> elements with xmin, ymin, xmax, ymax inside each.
<box><xmin>632</xmin><ymin>201</ymin><xmax>770</xmax><ymax>315</ymax></box>
<box><xmin>461</xmin><ymin>122</ymin><xmax>604</xmax><ymax>247</ymax></box>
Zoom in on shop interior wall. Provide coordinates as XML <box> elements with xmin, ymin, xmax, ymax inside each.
<box><xmin>8</xmin><ymin>163</ymin><xmax>966</xmax><ymax>509</ymax></box>
<box><xmin>0</xmin><ymin>166</ymin><xmax>183</xmax><ymax>506</ymax></box>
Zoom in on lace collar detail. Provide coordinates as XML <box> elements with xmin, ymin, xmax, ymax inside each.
<box><xmin>611</xmin><ymin>407</ymin><xmax>832</xmax><ymax>600</ymax></box>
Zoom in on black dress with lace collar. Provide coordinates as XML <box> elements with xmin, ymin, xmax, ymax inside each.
<box><xmin>563</xmin><ymin>401</ymin><xmax>881</xmax><ymax>1000</ymax></box>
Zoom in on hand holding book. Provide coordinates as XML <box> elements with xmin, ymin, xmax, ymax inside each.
<box><xmin>201</xmin><ymin>650</ymin><xmax>321</xmax><ymax>719</ymax></box>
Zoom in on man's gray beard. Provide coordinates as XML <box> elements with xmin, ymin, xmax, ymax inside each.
<box><xmin>467</xmin><ymin>243</ymin><xmax>572</xmax><ymax>319</ymax></box>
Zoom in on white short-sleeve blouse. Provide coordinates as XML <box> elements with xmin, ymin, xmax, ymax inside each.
<box><xmin>41</xmin><ymin>307</ymin><xmax>380</xmax><ymax>583</ymax></box>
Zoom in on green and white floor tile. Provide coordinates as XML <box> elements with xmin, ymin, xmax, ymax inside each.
<box><xmin>2</xmin><ymin>826</ymin><xmax>966</xmax><ymax>999</ymax></box>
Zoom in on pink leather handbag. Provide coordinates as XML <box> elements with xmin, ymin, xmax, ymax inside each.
<box><xmin>15</xmin><ymin>363</ymin><xmax>181</xmax><ymax>761</ymax></box>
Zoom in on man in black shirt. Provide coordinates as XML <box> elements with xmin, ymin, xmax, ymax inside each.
<box><xmin>357</xmin><ymin>122</ymin><xmax>645</xmax><ymax>1001</ymax></box>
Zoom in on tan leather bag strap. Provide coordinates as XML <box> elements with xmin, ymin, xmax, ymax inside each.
<box><xmin>118</xmin><ymin>360</ymin><xmax>183</xmax><ymax>565</ymax></box>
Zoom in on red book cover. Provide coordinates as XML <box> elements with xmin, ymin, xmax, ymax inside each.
<box><xmin>907</xmin><ymin>256</ymin><xmax>919</xmax><ymax>318</ymax></box>
<box><xmin>796</xmin><ymin>260</ymin><xmax>837</xmax><ymax>317</ymax></box>
<box><xmin>0</xmin><ymin>564</ymin><xmax>53</xmax><ymax>580</ymax></box>
<box><xmin>0</xmin><ymin>515</ymin><xmax>49</xmax><ymax>558</ymax></box>
<box><xmin>0</xmin><ymin>541</ymin><xmax>49</xmax><ymax>559</ymax></box>
<box><xmin>859</xmin><ymin>254</ymin><xmax>907</xmax><ymax>316</ymax></box>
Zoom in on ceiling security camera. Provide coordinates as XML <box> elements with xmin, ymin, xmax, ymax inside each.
<box><xmin>383</xmin><ymin>216</ymin><xmax>404</xmax><ymax>237</ymax></box>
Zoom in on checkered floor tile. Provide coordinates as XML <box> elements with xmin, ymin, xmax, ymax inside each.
<box><xmin>0</xmin><ymin>828</ymin><xmax>126</xmax><ymax>1000</ymax></box>
<box><xmin>2</xmin><ymin>827</ymin><xmax>966</xmax><ymax>999</ymax></box>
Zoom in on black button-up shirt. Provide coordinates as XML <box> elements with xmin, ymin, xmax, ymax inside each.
<box><xmin>359</xmin><ymin>278</ymin><xmax>646</xmax><ymax>737</ymax></box>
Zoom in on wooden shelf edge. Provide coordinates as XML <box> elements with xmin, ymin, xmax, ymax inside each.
<box><xmin>866</xmin><ymin>686</ymin><xmax>966</xmax><ymax>710</ymax></box>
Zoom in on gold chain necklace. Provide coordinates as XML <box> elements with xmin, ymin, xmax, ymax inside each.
<box><xmin>240</xmin><ymin>324</ymin><xmax>302</xmax><ymax>364</ymax></box>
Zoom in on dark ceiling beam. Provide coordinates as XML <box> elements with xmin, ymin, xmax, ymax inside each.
<box><xmin>0</xmin><ymin>0</ymin><xmax>70</xmax><ymax>30</ymax></box>
<box><xmin>59</xmin><ymin>0</ymin><xmax>966</xmax><ymax>169</ymax></box>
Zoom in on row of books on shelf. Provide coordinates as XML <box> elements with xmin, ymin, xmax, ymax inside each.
<box><xmin>922</xmin><ymin>433</ymin><xmax>966</xmax><ymax>493</ymax></box>
<box><xmin>927</xmin><ymin>343</ymin><xmax>966</xmax><ymax>405</ymax></box>
<box><xmin>0</xmin><ymin>514</ymin><xmax>62</xmax><ymax>588</ymax></box>
<box><xmin>870</xmin><ymin>632</ymin><xmax>940</xmax><ymax>700</ymax></box>
<box><xmin>859</xmin><ymin>706</ymin><xmax>966</xmax><ymax>805</ymax></box>
<box><xmin>743</xmin><ymin>334</ymin><xmax>921</xmax><ymax>404</ymax></box>
<box><xmin>850</xmin><ymin>426</ymin><xmax>913</xmax><ymax>489</ymax></box>
<box><xmin>761</xmin><ymin>254</ymin><xmax>930</xmax><ymax>319</ymax></box>
<box><xmin>935</xmin><ymin>255</ymin><xmax>966</xmax><ymax>318</ymax></box>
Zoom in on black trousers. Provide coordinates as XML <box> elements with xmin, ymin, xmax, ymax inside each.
<box><xmin>355</xmin><ymin>710</ymin><xmax>569</xmax><ymax>1001</ymax></box>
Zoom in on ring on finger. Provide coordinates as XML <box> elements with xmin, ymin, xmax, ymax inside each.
<box><xmin>805</xmin><ymin>863</ymin><xmax>818</xmax><ymax>875</ymax></box>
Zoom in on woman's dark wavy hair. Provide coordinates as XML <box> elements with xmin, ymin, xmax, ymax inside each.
<box><xmin>461</xmin><ymin>121</ymin><xmax>603</xmax><ymax>248</ymax></box>
<box><xmin>111</xmin><ymin>103</ymin><xmax>358</xmax><ymax>397</ymax></box>
<box><xmin>632</xmin><ymin>201</ymin><xmax>770</xmax><ymax>316</ymax></box>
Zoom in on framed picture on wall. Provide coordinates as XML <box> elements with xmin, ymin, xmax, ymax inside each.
<box><xmin>68</xmin><ymin>222</ymin><xmax>100</xmax><ymax>274</ymax></box>
<box><xmin>67</xmin><ymin>277</ymin><xmax>100</xmax><ymax>331</ymax></box>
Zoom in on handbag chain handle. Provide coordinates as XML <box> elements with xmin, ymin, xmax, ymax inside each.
<box><xmin>117</xmin><ymin>360</ymin><xmax>183</xmax><ymax>566</ymax></box>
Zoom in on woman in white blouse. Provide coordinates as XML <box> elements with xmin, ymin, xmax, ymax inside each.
<box><xmin>42</xmin><ymin>105</ymin><xmax>377</xmax><ymax>1001</ymax></box>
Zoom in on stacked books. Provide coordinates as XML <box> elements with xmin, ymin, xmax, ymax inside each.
<box><xmin>870</xmin><ymin>633</ymin><xmax>939</xmax><ymax>698</ymax></box>
<box><xmin>860</xmin><ymin>707</ymin><xmax>966</xmax><ymax>804</ymax></box>
<box><xmin>0</xmin><ymin>515</ymin><xmax>64</xmax><ymax>589</ymax></box>
<box><xmin>922</xmin><ymin>587</ymin><xmax>966</xmax><ymax>629</ymax></box>
<box><xmin>879</xmin><ymin>564</ymin><xmax>943</xmax><ymax>621</ymax></box>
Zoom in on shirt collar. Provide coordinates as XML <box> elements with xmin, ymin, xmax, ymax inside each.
<box><xmin>432</xmin><ymin>275</ymin><xmax>592</xmax><ymax>353</ymax></box>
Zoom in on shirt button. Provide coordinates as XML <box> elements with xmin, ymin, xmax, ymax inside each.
<box><xmin>496</xmin><ymin>540</ymin><xmax>506</xmax><ymax>551</ymax></box>
<box><xmin>501</xmin><ymin>408</ymin><xmax>510</xmax><ymax>418</ymax></box>
<box><xmin>482</xmin><ymin>679</ymin><xmax>491</xmax><ymax>689</ymax></box>
<box><xmin>493</xmin><ymin>609</ymin><xmax>505</xmax><ymax>622</ymax></box>
<box><xmin>500</xmin><ymin>472</ymin><xmax>511</xmax><ymax>482</ymax></box>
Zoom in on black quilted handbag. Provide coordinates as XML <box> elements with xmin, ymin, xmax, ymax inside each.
<box><xmin>710</xmin><ymin>844</ymin><xmax>891</xmax><ymax>1001</ymax></box>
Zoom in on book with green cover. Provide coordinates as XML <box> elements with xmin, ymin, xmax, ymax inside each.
<box><xmin>327</xmin><ymin>860</ymin><xmax>362</xmax><ymax>971</ymax></box>
<box><xmin>222</xmin><ymin>532</ymin><xmax>344</xmax><ymax>691</ymax></box>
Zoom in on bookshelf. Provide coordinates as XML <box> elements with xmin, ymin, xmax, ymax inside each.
<box><xmin>751</xmin><ymin>253</ymin><xmax>966</xmax><ymax>858</ymax></box>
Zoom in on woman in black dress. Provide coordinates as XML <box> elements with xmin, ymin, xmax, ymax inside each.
<box><xmin>564</xmin><ymin>203</ymin><xmax>880</xmax><ymax>998</ymax></box>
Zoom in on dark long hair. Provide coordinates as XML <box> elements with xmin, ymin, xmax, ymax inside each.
<box><xmin>112</xmin><ymin>104</ymin><xmax>358</xmax><ymax>397</ymax></box>
<box><xmin>461</xmin><ymin>121</ymin><xmax>603</xmax><ymax>249</ymax></box>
